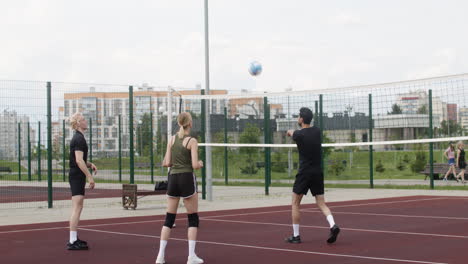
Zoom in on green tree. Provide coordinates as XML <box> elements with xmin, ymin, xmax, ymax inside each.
<box><xmin>271</xmin><ymin>151</ymin><xmax>286</xmax><ymax>173</ymax></box>
<box><xmin>376</xmin><ymin>160</ymin><xmax>385</xmax><ymax>173</ymax></box>
<box><xmin>388</xmin><ymin>104</ymin><xmax>403</xmax><ymax>115</ymax></box>
<box><xmin>327</xmin><ymin>160</ymin><xmax>346</xmax><ymax>177</ymax></box>
<box><xmin>402</xmin><ymin>154</ymin><xmax>410</xmax><ymax>164</ymax></box>
<box><xmin>396</xmin><ymin>157</ymin><xmax>406</xmax><ymax>171</ymax></box>
<box><xmin>136</xmin><ymin>113</ymin><xmax>153</xmax><ymax>157</ymax></box>
<box><xmin>411</xmin><ymin>143</ymin><xmax>427</xmax><ymax>173</ymax></box>
<box><xmin>31</xmin><ymin>144</ymin><xmax>47</xmax><ymax>160</ymax></box>
<box><xmin>417</xmin><ymin>105</ymin><xmax>428</xmax><ymax>114</ymax></box>
<box><xmin>322</xmin><ymin>132</ymin><xmax>333</xmax><ymax>160</ymax></box>
<box><xmin>213</xmin><ymin>131</ymin><xmax>231</xmax><ymax>151</ymax></box>
<box><xmin>439</xmin><ymin>120</ymin><xmax>463</xmax><ymax>136</ymax></box>
<box><xmin>52</xmin><ymin>141</ymin><xmax>69</xmax><ymax>162</ymax></box>
<box><xmin>239</xmin><ymin>123</ymin><xmax>261</xmax><ymax>175</ymax></box>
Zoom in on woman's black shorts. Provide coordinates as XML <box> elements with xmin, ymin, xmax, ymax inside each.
<box><xmin>167</xmin><ymin>172</ymin><xmax>197</xmax><ymax>198</ymax></box>
<box><xmin>69</xmin><ymin>168</ymin><xmax>86</xmax><ymax>196</ymax></box>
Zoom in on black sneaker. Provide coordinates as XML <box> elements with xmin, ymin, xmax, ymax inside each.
<box><xmin>327</xmin><ymin>225</ymin><xmax>340</xmax><ymax>244</ymax></box>
<box><xmin>67</xmin><ymin>240</ymin><xmax>89</xmax><ymax>250</ymax></box>
<box><xmin>285</xmin><ymin>235</ymin><xmax>301</xmax><ymax>244</ymax></box>
<box><xmin>76</xmin><ymin>238</ymin><xmax>88</xmax><ymax>246</ymax></box>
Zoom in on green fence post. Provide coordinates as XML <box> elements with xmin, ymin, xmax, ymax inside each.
<box><xmin>38</xmin><ymin>121</ymin><xmax>41</xmax><ymax>181</ymax></box>
<box><xmin>314</xmin><ymin>101</ymin><xmax>318</xmax><ymax>127</ymax></box>
<box><xmin>62</xmin><ymin>119</ymin><xmax>66</xmax><ymax>182</ymax></box>
<box><xmin>89</xmin><ymin>118</ymin><xmax>93</xmax><ymax>163</ymax></box>
<box><xmin>47</xmin><ymin>81</ymin><xmax>53</xmax><ymax>208</ymax></box>
<box><xmin>27</xmin><ymin>122</ymin><xmax>31</xmax><ymax>181</ymax></box>
<box><xmin>201</xmin><ymin>89</ymin><xmax>206</xmax><ymax>199</ymax></box>
<box><xmin>129</xmin><ymin>86</ymin><xmax>135</xmax><ymax>184</ymax></box>
<box><xmin>150</xmin><ymin>112</ymin><xmax>154</xmax><ymax>184</ymax></box>
<box><xmin>319</xmin><ymin>94</ymin><xmax>324</xmax><ymax>174</ymax></box>
<box><xmin>118</xmin><ymin>114</ymin><xmax>122</xmax><ymax>183</ymax></box>
<box><xmin>267</xmin><ymin>101</ymin><xmax>273</xmax><ymax>186</ymax></box>
<box><xmin>224</xmin><ymin>106</ymin><xmax>228</xmax><ymax>185</ymax></box>
<box><xmin>369</xmin><ymin>94</ymin><xmax>374</xmax><ymax>188</ymax></box>
<box><xmin>263</xmin><ymin>97</ymin><xmax>270</xmax><ymax>195</ymax></box>
<box><xmin>18</xmin><ymin>122</ymin><xmax>21</xmax><ymax>181</ymax></box>
<box><xmin>429</xmin><ymin>89</ymin><xmax>434</xmax><ymax>189</ymax></box>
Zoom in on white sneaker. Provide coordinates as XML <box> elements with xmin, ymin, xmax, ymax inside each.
<box><xmin>155</xmin><ymin>255</ymin><xmax>165</xmax><ymax>264</ymax></box>
<box><xmin>187</xmin><ymin>255</ymin><xmax>204</xmax><ymax>264</ymax></box>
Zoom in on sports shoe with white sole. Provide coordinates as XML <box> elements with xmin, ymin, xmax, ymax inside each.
<box><xmin>187</xmin><ymin>254</ymin><xmax>204</xmax><ymax>264</ymax></box>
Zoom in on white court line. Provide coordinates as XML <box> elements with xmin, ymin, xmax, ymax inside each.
<box><xmin>0</xmin><ymin>219</ymin><xmax>165</xmax><ymax>234</ymax></box>
<box><xmin>203</xmin><ymin>197</ymin><xmax>448</xmax><ymax>220</ymax></box>
<box><xmin>79</xmin><ymin>227</ymin><xmax>448</xmax><ymax>264</ymax></box>
<box><xmin>302</xmin><ymin>210</ymin><xmax>468</xmax><ymax>221</ymax></box>
<box><xmin>329</xmin><ymin>197</ymin><xmax>447</xmax><ymax>208</ymax></box>
<box><xmin>202</xmin><ymin>218</ymin><xmax>468</xmax><ymax>239</ymax></box>
<box><xmin>0</xmin><ymin>196</ymin><xmax>450</xmax><ymax>235</ymax></box>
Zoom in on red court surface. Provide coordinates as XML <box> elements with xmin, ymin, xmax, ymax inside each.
<box><xmin>1</xmin><ymin>195</ymin><xmax>467</xmax><ymax>264</ymax></box>
<box><xmin>0</xmin><ymin>186</ymin><xmax>122</xmax><ymax>203</ymax></box>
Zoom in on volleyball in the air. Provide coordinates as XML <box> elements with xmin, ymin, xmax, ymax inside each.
<box><xmin>248</xmin><ymin>61</ymin><xmax>262</xmax><ymax>76</ymax></box>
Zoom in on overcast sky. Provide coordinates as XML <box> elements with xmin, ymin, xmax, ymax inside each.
<box><xmin>1</xmin><ymin>0</ymin><xmax>467</xmax><ymax>93</ymax></box>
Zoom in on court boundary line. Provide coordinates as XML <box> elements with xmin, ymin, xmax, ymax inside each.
<box><xmin>302</xmin><ymin>210</ymin><xmax>468</xmax><ymax>220</ymax></box>
<box><xmin>0</xmin><ymin>196</ymin><xmax>452</xmax><ymax>235</ymax></box>
<box><xmin>202</xmin><ymin>197</ymin><xmax>448</xmax><ymax>220</ymax></box>
<box><xmin>78</xmin><ymin>227</ymin><xmax>448</xmax><ymax>264</ymax></box>
<box><xmin>201</xmin><ymin>218</ymin><xmax>468</xmax><ymax>239</ymax></box>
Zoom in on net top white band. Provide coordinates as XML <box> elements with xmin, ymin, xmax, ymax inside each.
<box><xmin>199</xmin><ymin>136</ymin><xmax>468</xmax><ymax>148</ymax></box>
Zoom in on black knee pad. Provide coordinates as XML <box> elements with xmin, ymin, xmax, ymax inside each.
<box><xmin>164</xmin><ymin>213</ymin><xmax>176</xmax><ymax>228</ymax></box>
<box><xmin>187</xmin><ymin>213</ymin><xmax>199</xmax><ymax>228</ymax></box>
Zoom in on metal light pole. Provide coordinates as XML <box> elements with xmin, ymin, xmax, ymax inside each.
<box><xmin>167</xmin><ymin>86</ymin><xmax>172</xmax><ymax>143</ymax></box>
<box><xmin>204</xmin><ymin>0</ymin><xmax>213</xmax><ymax>201</ymax></box>
<box><xmin>138</xmin><ymin>119</ymin><xmax>143</xmax><ymax>157</ymax></box>
<box><xmin>286</xmin><ymin>87</ymin><xmax>292</xmax><ymax>178</ymax></box>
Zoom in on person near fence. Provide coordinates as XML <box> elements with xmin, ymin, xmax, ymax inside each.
<box><xmin>455</xmin><ymin>141</ymin><xmax>466</xmax><ymax>183</ymax></box>
<box><xmin>443</xmin><ymin>142</ymin><xmax>458</xmax><ymax>182</ymax></box>
<box><xmin>67</xmin><ymin>112</ymin><xmax>97</xmax><ymax>250</ymax></box>
<box><xmin>155</xmin><ymin>112</ymin><xmax>204</xmax><ymax>264</ymax></box>
<box><xmin>285</xmin><ymin>107</ymin><xmax>340</xmax><ymax>244</ymax></box>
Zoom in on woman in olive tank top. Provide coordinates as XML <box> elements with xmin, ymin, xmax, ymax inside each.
<box><xmin>456</xmin><ymin>141</ymin><xmax>466</xmax><ymax>183</ymax></box>
<box><xmin>155</xmin><ymin>112</ymin><xmax>204</xmax><ymax>264</ymax></box>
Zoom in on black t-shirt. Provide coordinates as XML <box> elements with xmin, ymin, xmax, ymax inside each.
<box><xmin>292</xmin><ymin>127</ymin><xmax>322</xmax><ymax>174</ymax></box>
<box><xmin>69</xmin><ymin>131</ymin><xmax>88</xmax><ymax>169</ymax></box>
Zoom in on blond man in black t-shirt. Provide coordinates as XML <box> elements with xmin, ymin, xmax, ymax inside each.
<box><xmin>67</xmin><ymin>112</ymin><xmax>97</xmax><ymax>250</ymax></box>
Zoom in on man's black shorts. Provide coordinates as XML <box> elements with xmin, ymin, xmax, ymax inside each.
<box><xmin>167</xmin><ymin>172</ymin><xmax>197</xmax><ymax>198</ymax></box>
<box><xmin>293</xmin><ymin>170</ymin><xmax>324</xmax><ymax>196</ymax></box>
<box><xmin>69</xmin><ymin>168</ymin><xmax>86</xmax><ymax>196</ymax></box>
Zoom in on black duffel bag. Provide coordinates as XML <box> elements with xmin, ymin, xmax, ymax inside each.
<box><xmin>154</xmin><ymin>181</ymin><xmax>168</xmax><ymax>191</ymax></box>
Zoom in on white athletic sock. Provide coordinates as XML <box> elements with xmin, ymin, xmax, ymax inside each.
<box><xmin>326</xmin><ymin>215</ymin><xmax>335</xmax><ymax>228</ymax></box>
<box><xmin>157</xmin><ymin>240</ymin><xmax>168</xmax><ymax>258</ymax></box>
<box><xmin>188</xmin><ymin>240</ymin><xmax>196</xmax><ymax>257</ymax></box>
<box><xmin>69</xmin><ymin>231</ymin><xmax>77</xmax><ymax>244</ymax></box>
<box><xmin>293</xmin><ymin>224</ymin><xmax>300</xmax><ymax>237</ymax></box>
